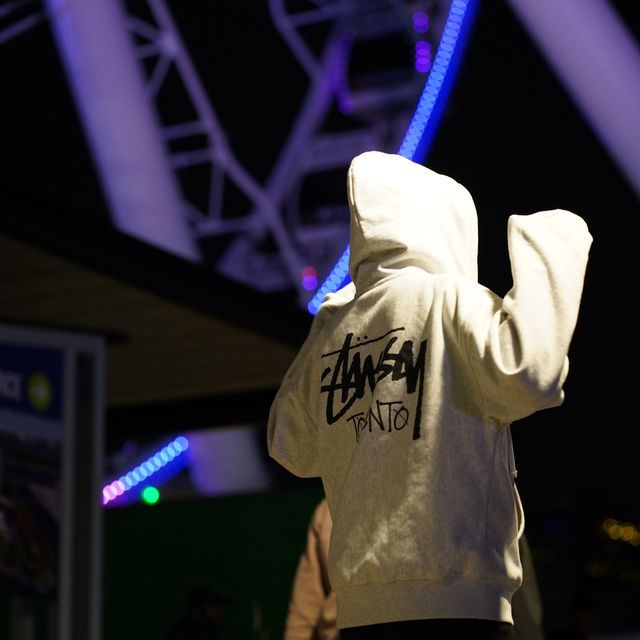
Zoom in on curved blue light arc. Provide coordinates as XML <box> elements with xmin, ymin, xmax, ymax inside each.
<box><xmin>308</xmin><ymin>0</ymin><xmax>479</xmax><ymax>315</ymax></box>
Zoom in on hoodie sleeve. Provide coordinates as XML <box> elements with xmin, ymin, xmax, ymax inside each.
<box><xmin>267</xmin><ymin>283</ymin><xmax>356</xmax><ymax>477</ymax></box>
<box><xmin>463</xmin><ymin>209</ymin><xmax>592</xmax><ymax>426</ymax></box>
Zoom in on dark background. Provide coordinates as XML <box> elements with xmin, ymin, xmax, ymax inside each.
<box><xmin>1</xmin><ymin>0</ymin><xmax>639</xmax><ymax>638</ymax></box>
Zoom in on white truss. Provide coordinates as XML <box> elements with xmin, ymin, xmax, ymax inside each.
<box><xmin>1</xmin><ymin>0</ymin><xmax>452</xmax><ymax>303</ymax></box>
<box><xmin>116</xmin><ymin>0</ymin><xmax>449</xmax><ymax>300</ymax></box>
<box><xmin>215</xmin><ymin>0</ymin><xmax>450</xmax><ymax>296</ymax></box>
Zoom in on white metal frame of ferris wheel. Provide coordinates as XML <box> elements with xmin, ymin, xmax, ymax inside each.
<box><xmin>2</xmin><ymin>0</ymin><xmax>639</xmax><ymax>305</ymax></box>
<box><xmin>117</xmin><ymin>0</ymin><xmax>443</xmax><ymax>298</ymax></box>
<box><xmin>2</xmin><ymin>0</ymin><xmax>451</xmax><ymax>303</ymax></box>
<box><xmin>216</xmin><ymin>0</ymin><xmax>443</xmax><ymax>294</ymax></box>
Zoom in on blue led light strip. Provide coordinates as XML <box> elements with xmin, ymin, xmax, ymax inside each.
<box><xmin>307</xmin><ymin>0</ymin><xmax>478</xmax><ymax>315</ymax></box>
<box><xmin>102</xmin><ymin>435</ymin><xmax>190</xmax><ymax>505</ymax></box>
<box><xmin>306</xmin><ymin>244</ymin><xmax>351</xmax><ymax>315</ymax></box>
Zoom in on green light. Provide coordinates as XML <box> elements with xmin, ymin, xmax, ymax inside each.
<box><xmin>141</xmin><ymin>486</ymin><xmax>160</xmax><ymax>505</ymax></box>
<box><xmin>28</xmin><ymin>372</ymin><xmax>53</xmax><ymax>412</ymax></box>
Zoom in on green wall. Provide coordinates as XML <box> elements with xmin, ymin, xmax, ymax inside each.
<box><xmin>103</xmin><ymin>487</ymin><xmax>324</xmax><ymax>640</ymax></box>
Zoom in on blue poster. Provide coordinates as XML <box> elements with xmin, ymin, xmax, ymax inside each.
<box><xmin>0</xmin><ymin>342</ymin><xmax>64</xmax><ymax>596</ymax></box>
<box><xmin>0</xmin><ymin>343</ymin><xmax>63</xmax><ymax>423</ymax></box>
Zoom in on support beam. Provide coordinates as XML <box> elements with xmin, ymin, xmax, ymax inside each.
<box><xmin>506</xmin><ymin>0</ymin><xmax>640</xmax><ymax>199</ymax></box>
<box><xmin>44</xmin><ymin>0</ymin><xmax>201</xmax><ymax>261</ymax></box>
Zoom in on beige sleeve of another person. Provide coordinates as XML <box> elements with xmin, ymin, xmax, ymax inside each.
<box><xmin>284</xmin><ymin>499</ymin><xmax>338</xmax><ymax>640</ymax></box>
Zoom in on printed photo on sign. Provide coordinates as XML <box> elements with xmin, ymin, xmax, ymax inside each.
<box><xmin>0</xmin><ymin>343</ymin><xmax>63</xmax><ymax>596</ymax></box>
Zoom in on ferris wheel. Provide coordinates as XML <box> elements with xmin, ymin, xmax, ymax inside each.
<box><xmin>1</xmin><ymin>0</ymin><xmax>478</xmax><ymax>310</ymax></box>
<box><xmin>3</xmin><ymin>0</ymin><xmax>638</xmax><ymax>312</ymax></box>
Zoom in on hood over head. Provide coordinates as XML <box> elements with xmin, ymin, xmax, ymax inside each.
<box><xmin>347</xmin><ymin>151</ymin><xmax>479</xmax><ymax>293</ymax></box>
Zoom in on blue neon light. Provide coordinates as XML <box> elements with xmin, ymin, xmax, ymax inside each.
<box><xmin>102</xmin><ymin>435</ymin><xmax>190</xmax><ymax>505</ymax></box>
<box><xmin>307</xmin><ymin>0</ymin><xmax>478</xmax><ymax>315</ymax></box>
<box><xmin>307</xmin><ymin>245</ymin><xmax>351</xmax><ymax>314</ymax></box>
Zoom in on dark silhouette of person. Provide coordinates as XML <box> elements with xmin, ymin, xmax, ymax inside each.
<box><xmin>168</xmin><ymin>583</ymin><xmax>229</xmax><ymax>640</ymax></box>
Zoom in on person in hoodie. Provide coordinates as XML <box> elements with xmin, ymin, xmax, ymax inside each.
<box><xmin>268</xmin><ymin>151</ymin><xmax>592</xmax><ymax>639</ymax></box>
<box><xmin>283</xmin><ymin>497</ymin><xmax>544</xmax><ymax>640</ymax></box>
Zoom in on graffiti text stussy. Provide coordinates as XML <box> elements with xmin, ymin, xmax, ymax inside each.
<box><xmin>320</xmin><ymin>327</ymin><xmax>427</xmax><ymax>441</ymax></box>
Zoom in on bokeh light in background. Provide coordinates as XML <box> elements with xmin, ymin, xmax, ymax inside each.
<box><xmin>141</xmin><ymin>486</ymin><xmax>160</xmax><ymax>505</ymax></box>
<box><xmin>307</xmin><ymin>245</ymin><xmax>351</xmax><ymax>314</ymax></box>
<box><xmin>602</xmin><ymin>517</ymin><xmax>640</xmax><ymax>547</ymax></box>
<box><xmin>102</xmin><ymin>435</ymin><xmax>189</xmax><ymax>505</ymax></box>
<box><xmin>413</xmin><ymin>11</ymin><xmax>429</xmax><ymax>34</ymax></box>
<box><xmin>415</xmin><ymin>41</ymin><xmax>432</xmax><ymax>73</ymax></box>
<box><xmin>301</xmin><ymin>266</ymin><xmax>318</xmax><ymax>291</ymax></box>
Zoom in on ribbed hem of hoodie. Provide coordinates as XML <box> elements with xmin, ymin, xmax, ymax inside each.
<box><xmin>336</xmin><ymin>579</ymin><xmax>513</xmax><ymax>629</ymax></box>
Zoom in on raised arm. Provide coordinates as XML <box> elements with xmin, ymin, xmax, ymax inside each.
<box><xmin>463</xmin><ymin>209</ymin><xmax>592</xmax><ymax>425</ymax></box>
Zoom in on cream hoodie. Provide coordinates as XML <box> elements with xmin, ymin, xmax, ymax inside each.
<box><xmin>268</xmin><ymin>151</ymin><xmax>592</xmax><ymax>629</ymax></box>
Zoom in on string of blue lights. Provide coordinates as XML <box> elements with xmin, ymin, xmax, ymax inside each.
<box><xmin>307</xmin><ymin>0</ymin><xmax>478</xmax><ymax>315</ymax></box>
<box><xmin>102</xmin><ymin>435</ymin><xmax>190</xmax><ymax>506</ymax></box>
